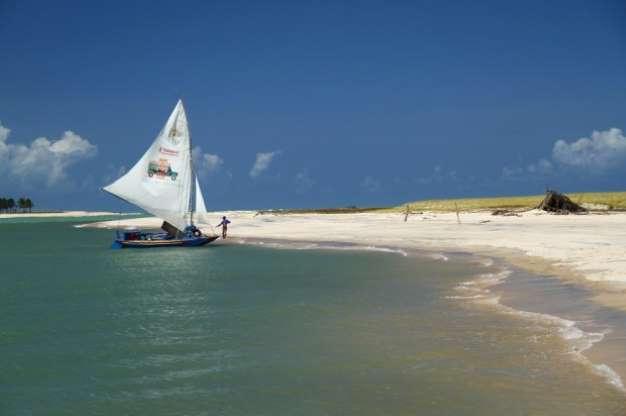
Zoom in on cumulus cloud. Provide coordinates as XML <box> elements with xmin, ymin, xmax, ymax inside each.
<box><xmin>202</xmin><ymin>153</ymin><xmax>223</xmax><ymax>171</ymax></box>
<box><xmin>502</xmin><ymin>158</ymin><xmax>553</xmax><ymax>180</ymax></box>
<box><xmin>0</xmin><ymin>122</ymin><xmax>97</xmax><ymax>186</ymax></box>
<box><xmin>502</xmin><ymin>127</ymin><xmax>626</xmax><ymax>180</ymax></box>
<box><xmin>360</xmin><ymin>175</ymin><xmax>381</xmax><ymax>192</ymax></box>
<box><xmin>193</xmin><ymin>146</ymin><xmax>223</xmax><ymax>176</ymax></box>
<box><xmin>250</xmin><ymin>150</ymin><xmax>279</xmax><ymax>178</ymax></box>
<box><xmin>527</xmin><ymin>158</ymin><xmax>553</xmax><ymax>174</ymax></box>
<box><xmin>0</xmin><ymin>123</ymin><xmax>9</xmax><ymax>143</ymax></box>
<box><xmin>294</xmin><ymin>169</ymin><xmax>315</xmax><ymax>194</ymax></box>
<box><xmin>416</xmin><ymin>165</ymin><xmax>458</xmax><ymax>185</ymax></box>
<box><xmin>552</xmin><ymin>128</ymin><xmax>626</xmax><ymax>171</ymax></box>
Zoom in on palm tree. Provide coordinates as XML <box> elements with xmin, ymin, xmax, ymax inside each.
<box><xmin>18</xmin><ymin>198</ymin><xmax>26</xmax><ymax>213</ymax></box>
<box><xmin>7</xmin><ymin>198</ymin><xmax>15</xmax><ymax>213</ymax></box>
<box><xmin>26</xmin><ymin>198</ymin><xmax>33</xmax><ymax>213</ymax></box>
<box><xmin>0</xmin><ymin>198</ymin><xmax>6</xmax><ymax>213</ymax></box>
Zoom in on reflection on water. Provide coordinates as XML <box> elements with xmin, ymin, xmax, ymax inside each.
<box><xmin>1</xmin><ymin>220</ymin><xmax>625</xmax><ymax>415</ymax></box>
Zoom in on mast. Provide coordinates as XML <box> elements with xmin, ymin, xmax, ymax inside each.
<box><xmin>103</xmin><ymin>99</ymin><xmax>195</xmax><ymax>232</ymax></box>
<box><xmin>181</xmin><ymin>99</ymin><xmax>196</xmax><ymax>226</ymax></box>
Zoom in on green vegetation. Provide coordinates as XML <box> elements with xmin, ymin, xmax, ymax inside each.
<box><xmin>396</xmin><ymin>191</ymin><xmax>626</xmax><ymax>212</ymax></box>
<box><xmin>260</xmin><ymin>191</ymin><xmax>626</xmax><ymax>215</ymax></box>
<box><xmin>0</xmin><ymin>197</ymin><xmax>34</xmax><ymax>213</ymax></box>
<box><xmin>256</xmin><ymin>206</ymin><xmax>388</xmax><ymax>215</ymax></box>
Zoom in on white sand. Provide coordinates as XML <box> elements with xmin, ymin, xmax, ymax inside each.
<box><xmin>0</xmin><ymin>211</ymin><xmax>120</xmax><ymax>219</ymax></box>
<box><xmin>79</xmin><ymin>209</ymin><xmax>626</xmax><ymax>284</ymax></box>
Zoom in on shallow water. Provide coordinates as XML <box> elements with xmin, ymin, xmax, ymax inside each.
<box><xmin>496</xmin><ymin>268</ymin><xmax>626</xmax><ymax>391</ymax></box>
<box><xmin>1</xmin><ymin>219</ymin><xmax>625</xmax><ymax>415</ymax></box>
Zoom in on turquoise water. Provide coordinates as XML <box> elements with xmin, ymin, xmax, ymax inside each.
<box><xmin>1</xmin><ymin>219</ymin><xmax>625</xmax><ymax>415</ymax></box>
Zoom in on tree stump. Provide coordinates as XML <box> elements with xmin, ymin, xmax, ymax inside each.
<box><xmin>536</xmin><ymin>190</ymin><xmax>586</xmax><ymax>214</ymax></box>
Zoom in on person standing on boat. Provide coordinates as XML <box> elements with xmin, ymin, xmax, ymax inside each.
<box><xmin>216</xmin><ymin>216</ymin><xmax>231</xmax><ymax>239</ymax></box>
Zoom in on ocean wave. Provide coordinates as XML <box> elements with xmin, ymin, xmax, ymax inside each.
<box><xmin>447</xmin><ymin>267</ymin><xmax>625</xmax><ymax>392</ymax></box>
<box><xmin>362</xmin><ymin>246</ymin><xmax>409</xmax><ymax>257</ymax></box>
<box><xmin>240</xmin><ymin>239</ymin><xmax>411</xmax><ymax>257</ymax></box>
<box><xmin>593</xmin><ymin>364</ymin><xmax>625</xmax><ymax>391</ymax></box>
<box><xmin>444</xmin><ymin>295</ymin><xmax>484</xmax><ymax>300</ymax></box>
<box><xmin>480</xmin><ymin>258</ymin><xmax>494</xmax><ymax>267</ymax></box>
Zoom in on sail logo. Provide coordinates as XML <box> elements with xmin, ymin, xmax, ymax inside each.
<box><xmin>159</xmin><ymin>146</ymin><xmax>179</xmax><ymax>156</ymax></box>
<box><xmin>167</xmin><ymin>125</ymin><xmax>181</xmax><ymax>145</ymax></box>
<box><xmin>148</xmin><ymin>159</ymin><xmax>178</xmax><ymax>181</ymax></box>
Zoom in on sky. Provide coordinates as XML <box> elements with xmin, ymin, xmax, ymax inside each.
<box><xmin>1</xmin><ymin>0</ymin><xmax>625</xmax><ymax>211</ymax></box>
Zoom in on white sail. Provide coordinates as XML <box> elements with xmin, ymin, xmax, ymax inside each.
<box><xmin>195</xmin><ymin>176</ymin><xmax>207</xmax><ymax>213</ymax></box>
<box><xmin>193</xmin><ymin>176</ymin><xmax>213</xmax><ymax>227</ymax></box>
<box><xmin>104</xmin><ymin>100</ymin><xmax>195</xmax><ymax>231</ymax></box>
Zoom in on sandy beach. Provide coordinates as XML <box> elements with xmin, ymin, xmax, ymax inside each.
<box><xmin>80</xmin><ymin>209</ymin><xmax>626</xmax><ymax>286</ymax></box>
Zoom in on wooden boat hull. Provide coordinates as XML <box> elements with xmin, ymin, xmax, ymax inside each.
<box><xmin>115</xmin><ymin>235</ymin><xmax>219</xmax><ymax>248</ymax></box>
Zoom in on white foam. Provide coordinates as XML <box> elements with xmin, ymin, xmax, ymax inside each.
<box><xmin>294</xmin><ymin>243</ymin><xmax>322</xmax><ymax>250</ymax></box>
<box><xmin>486</xmin><ymin>302</ymin><xmax>623</xmax><ymax>391</ymax></box>
<box><xmin>362</xmin><ymin>246</ymin><xmax>409</xmax><ymax>257</ymax></box>
<box><xmin>475</xmin><ymin>296</ymin><xmax>501</xmax><ymax>306</ymax></box>
<box><xmin>593</xmin><ymin>364</ymin><xmax>625</xmax><ymax>391</ymax></box>
<box><xmin>445</xmin><ymin>295</ymin><xmax>484</xmax><ymax>300</ymax></box>
<box><xmin>429</xmin><ymin>253</ymin><xmax>449</xmax><ymax>262</ymax></box>
<box><xmin>480</xmin><ymin>258</ymin><xmax>494</xmax><ymax>267</ymax></box>
<box><xmin>476</xmin><ymin>270</ymin><xmax>512</xmax><ymax>285</ymax></box>
<box><xmin>240</xmin><ymin>240</ymin><xmax>410</xmax><ymax>257</ymax></box>
<box><xmin>447</xmin><ymin>268</ymin><xmax>513</xmax><ymax>308</ymax></box>
<box><xmin>559</xmin><ymin>325</ymin><xmax>585</xmax><ymax>341</ymax></box>
<box><xmin>447</xmin><ymin>267</ymin><xmax>625</xmax><ymax>393</ymax></box>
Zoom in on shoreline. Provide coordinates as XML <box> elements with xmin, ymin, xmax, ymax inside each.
<box><xmin>5</xmin><ymin>223</ymin><xmax>625</xmax><ymax>412</ymax></box>
<box><xmin>228</xmin><ymin>236</ymin><xmax>626</xmax><ymax>393</ymax></box>
<box><xmin>77</xmin><ymin>210</ymin><xmax>626</xmax><ymax>392</ymax></box>
<box><xmin>78</xmin><ymin>209</ymin><xmax>626</xmax><ymax>285</ymax></box>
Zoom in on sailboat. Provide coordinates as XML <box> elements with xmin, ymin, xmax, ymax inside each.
<box><xmin>103</xmin><ymin>100</ymin><xmax>219</xmax><ymax>248</ymax></box>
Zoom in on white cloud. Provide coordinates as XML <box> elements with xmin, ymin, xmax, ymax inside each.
<box><xmin>0</xmin><ymin>122</ymin><xmax>97</xmax><ymax>186</ymax></box>
<box><xmin>202</xmin><ymin>153</ymin><xmax>223</xmax><ymax>171</ymax></box>
<box><xmin>250</xmin><ymin>150</ymin><xmax>279</xmax><ymax>178</ymax></box>
<box><xmin>527</xmin><ymin>158</ymin><xmax>553</xmax><ymax>174</ymax></box>
<box><xmin>502</xmin><ymin>127</ymin><xmax>626</xmax><ymax>180</ymax></box>
<box><xmin>193</xmin><ymin>146</ymin><xmax>223</xmax><ymax>176</ymax></box>
<box><xmin>552</xmin><ymin>128</ymin><xmax>626</xmax><ymax>171</ymax></box>
<box><xmin>501</xmin><ymin>166</ymin><xmax>523</xmax><ymax>178</ymax></box>
<box><xmin>360</xmin><ymin>175</ymin><xmax>381</xmax><ymax>192</ymax></box>
<box><xmin>0</xmin><ymin>123</ymin><xmax>9</xmax><ymax>143</ymax></box>
<box><xmin>102</xmin><ymin>164</ymin><xmax>127</xmax><ymax>185</ymax></box>
<box><xmin>502</xmin><ymin>158</ymin><xmax>552</xmax><ymax>180</ymax></box>
<box><xmin>294</xmin><ymin>169</ymin><xmax>315</xmax><ymax>194</ymax></box>
<box><xmin>416</xmin><ymin>165</ymin><xmax>457</xmax><ymax>184</ymax></box>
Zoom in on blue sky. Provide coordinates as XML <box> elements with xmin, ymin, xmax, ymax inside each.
<box><xmin>1</xmin><ymin>0</ymin><xmax>625</xmax><ymax>210</ymax></box>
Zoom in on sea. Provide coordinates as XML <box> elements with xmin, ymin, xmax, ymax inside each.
<box><xmin>1</xmin><ymin>217</ymin><xmax>625</xmax><ymax>415</ymax></box>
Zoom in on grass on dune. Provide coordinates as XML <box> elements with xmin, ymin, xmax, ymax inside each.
<box><xmin>259</xmin><ymin>191</ymin><xmax>626</xmax><ymax>215</ymax></box>
<box><xmin>393</xmin><ymin>191</ymin><xmax>626</xmax><ymax>212</ymax></box>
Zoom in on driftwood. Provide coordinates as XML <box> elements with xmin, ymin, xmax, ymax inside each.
<box><xmin>536</xmin><ymin>190</ymin><xmax>587</xmax><ymax>214</ymax></box>
<box><xmin>491</xmin><ymin>209</ymin><xmax>521</xmax><ymax>217</ymax></box>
